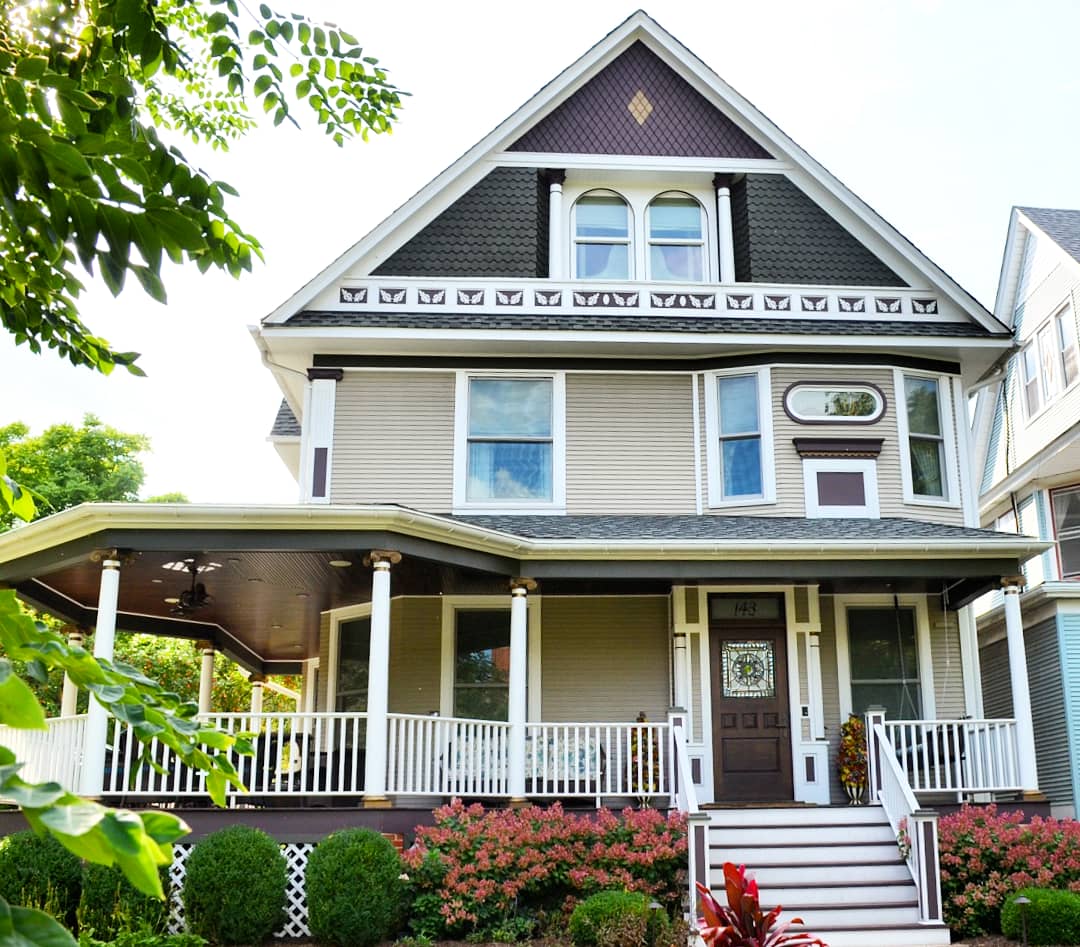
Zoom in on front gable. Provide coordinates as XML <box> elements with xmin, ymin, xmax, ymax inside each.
<box><xmin>508</xmin><ymin>41</ymin><xmax>772</xmax><ymax>159</ymax></box>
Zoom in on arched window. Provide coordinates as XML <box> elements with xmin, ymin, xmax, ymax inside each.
<box><xmin>647</xmin><ymin>192</ymin><xmax>704</xmax><ymax>282</ymax></box>
<box><xmin>573</xmin><ymin>190</ymin><xmax>631</xmax><ymax>279</ymax></box>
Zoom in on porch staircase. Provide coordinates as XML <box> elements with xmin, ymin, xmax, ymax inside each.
<box><xmin>705</xmin><ymin>805</ymin><xmax>951</xmax><ymax>947</ymax></box>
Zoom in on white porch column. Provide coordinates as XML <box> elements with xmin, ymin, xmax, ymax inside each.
<box><xmin>249</xmin><ymin>674</ymin><xmax>265</xmax><ymax>716</ymax></box>
<box><xmin>198</xmin><ymin>641</ymin><xmax>215</xmax><ymax>714</ymax></box>
<box><xmin>1003</xmin><ymin>577</ymin><xmax>1039</xmax><ymax>793</ymax></box>
<box><xmin>713</xmin><ymin>173</ymin><xmax>736</xmax><ymax>283</ymax></box>
<box><xmin>80</xmin><ymin>553</ymin><xmax>123</xmax><ymax>796</ymax></box>
<box><xmin>60</xmin><ymin>627</ymin><xmax>84</xmax><ymax>717</ymax></box>
<box><xmin>806</xmin><ymin>632</ymin><xmax>826</xmax><ymax>740</ymax></box>
<box><xmin>672</xmin><ymin>632</ymin><xmax>689</xmax><ymax>712</ymax></box>
<box><xmin>508</xmin><ymin>578</ymin><xmax>535</xmax><ymax>801</ymax></box>
<box><xmin>547</xmin><ymin>170</ymin><xmax>566</xmax><ymax>279</ymax></box>
<box><xmin>958</xmin><ymin>605</ymin><xmax>985</xmax><ymax>719</ymax></box>
<box><xmin>363</xmin><ymin>549</ymin><xmax>400</xmax><ymax>805</ymax></box>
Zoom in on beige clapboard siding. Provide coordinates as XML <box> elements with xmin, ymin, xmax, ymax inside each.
<box><xmin>929</xmin><ymin>597</ymin><xmax>966</xmax><ymax>718</ymax></box>
<box><xmin>331</xmin><ymin>371</ymin><xmax>455</xmax><ymax>511</ymax></box>
<box><xmin>540</xmin><ymin>596</ymin><xmax>670</xmax><ymax>722</ymax></box>
<box><xmin>565</xmin><ymin>374</ymin><xmax>697</xmax><ymax>514</ymax></box>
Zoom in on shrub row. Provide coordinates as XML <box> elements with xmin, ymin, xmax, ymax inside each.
<box><xmin>1001</xmin><ymin>888</ymin><xmax>1080</xmax><ymax>946</ymax></box>
<box><xmin>939</xmin><ymin>804</ymin><xmax>1080</xmax><ymax>937</ymax></box>
<box><xmin>402</xmin><ymin>799</ymin><xmax>687</xmax><ymax>941</ymax></box>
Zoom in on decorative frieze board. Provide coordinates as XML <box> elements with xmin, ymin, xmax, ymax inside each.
<box><xmin>324</xmin><ymin>278</ymin><xmax>953</xmax><ymax>323</ymax></box>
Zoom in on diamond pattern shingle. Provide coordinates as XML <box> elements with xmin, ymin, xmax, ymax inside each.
<box><xmin>270</xmin><ymin>400</ymin><xmax>300</xmax><ymax>437</ymax></box>
<box><xmin>509</xmin><ymin>42</ymin><xmax>772</xmax><ymax>159</ymax></box>
<box><xmin>373</xmin><ymin>168</ymin><xmax>547</xmax><ymax>278</ymax></box>
<box><xmin>450</xmin><ymin>514</ymin><xmax>1025</xmax><ymax>543</ymax></box>
<box><xmin>286</xmin><ymin>310</ymin><xmax>997</xmax><ymax>338</ymax></box>
<box><xmin>1018</xmin><ymin>207</ymin><xmax>1080</xmax><ymax>265</ymax></box>
<box><xmin>733</xmin><ymin>176</ymin><xmax>906</xmax><ymax>286</ymax></box>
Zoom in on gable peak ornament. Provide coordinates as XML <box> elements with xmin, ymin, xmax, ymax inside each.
<box><xmin>627</xmin><ymin>88</ymin><xmax>653</xmax><ymax>125</ymax></box>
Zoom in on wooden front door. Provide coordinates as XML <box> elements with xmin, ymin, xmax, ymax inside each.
<box><xmin>709</xmin><ymin>594</ymin><xmax>793</xmax><ymax>802</ymax></box>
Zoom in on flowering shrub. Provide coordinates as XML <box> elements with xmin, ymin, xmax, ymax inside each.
<box><xmin>836</xmin><ymin>715</ymin><xmax>867</xmax><ymax>792</ymax></box>
<box><xmin>403</xmin><ymin>799</ymin><xmax>687</xmax><ymax>940</ymax></box>
<box><xmin>939</xmin><ymin>804</ymin><xmax>1080</xmax><ymax>937</ymax></box>
<box><xmin>697</xmin><ymin>865</ymin><xmax>826</xmax><ymax>946</ymax></box>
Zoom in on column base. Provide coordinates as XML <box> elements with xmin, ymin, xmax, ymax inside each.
<box><xmin>362</xmin><ymin>795</ymin><xmax>393</xmax><ymax>809</ymax></box>
<box><xmin>1021</xmin><ymin>790</ymin><xmax>1049</xmax><ymax>802</ymax></box>
<box><xmin>508</xmin><ymin>797</ymin><xmax>530</xmax><ymax>809</ymax></box>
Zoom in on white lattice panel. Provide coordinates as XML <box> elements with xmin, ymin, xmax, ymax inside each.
<box><xmin>166</xmin><ymin>842</ymin><xmax>313</xmax><ymax>939</ymax></box>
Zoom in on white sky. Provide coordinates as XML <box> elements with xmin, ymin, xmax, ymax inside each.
<box><xmin>3</xmin><ymin>0</ymin><xmax>1080</xmax><ymax>504</ymax></box>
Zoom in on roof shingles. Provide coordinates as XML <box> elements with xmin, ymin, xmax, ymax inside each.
<box><xmin>1019</xmin><ymin>207</ymin><xmax>1080</xmax><ymax>265</ymax></box>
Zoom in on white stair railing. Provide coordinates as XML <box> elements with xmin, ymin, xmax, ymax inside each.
<box><xmin>668</xmin><ymin>709</ymin><xmax>705</xmax><ymax>927</ymax></box>
<box><xmin>866</xmin><ymin>711</ymin><xmax>943</xmax><ymax>924</ymax></box>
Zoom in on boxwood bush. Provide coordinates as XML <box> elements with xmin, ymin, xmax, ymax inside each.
<box><xmin>78</xmin><ymin>863</ymin><xmax>170</xmax><ymax>938</ymax></box>
<box><xmin>306</xmin><ymin>828</ymin><xmax>405</xmax><ymax>946</ymax></box>
<box><xmin>0</xmin><ymin>830</ymin><xmax>82</xmax><ymax>926</ymax></box>
<box><xmin>1002</xmin><ymin>888</ymin><xmax>1080</xmax><ymax>946</ymax></box>
<box><xmin>569</xmin><ymin>890</ymin><xmax>668</xmax><ymax>947</ymax></box>
<box><xmin>181</xmin><ymin>826</ymin><xmax>286</xmax><ymax>945</ymax></box>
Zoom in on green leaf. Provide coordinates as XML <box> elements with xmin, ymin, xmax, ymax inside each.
<box><xmin>37</xmin><ymin>800</ymin><xmax>106</xmax><ymax>836</ymax></box>
<box><xmin>0</xmin><ymin>662</ymin><xmax>46</xmax><ymax>730</ymax></box>
<box><xmin>1</xmin><ymin>778</ymin><xmax>66</xmax><ymax>808</ymax></box>
<box><xmin>0</xmin><ymin>897</ymin><xmax>77</xmax><ymax>947</ymax></box>
<box><xmin>13</xmin><ymin>58</ymin><xmax>47</xmax><ymax>80</ymax></box>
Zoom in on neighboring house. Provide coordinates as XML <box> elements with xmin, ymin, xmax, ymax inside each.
<box><xmin>0</xmin><ymin>13</ymin><xmax>1048</xmax><ymax>946</ymax></box>
<box><xmin>973</xmin><ymin>206</ymin><xmax>1080</xmax><ymax>819</ymax></box>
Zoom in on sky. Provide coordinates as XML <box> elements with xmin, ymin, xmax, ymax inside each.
<box><xmin>4</xmin><ymin>0</ymin><xmax>1080</xmax><ymax>504</ymax></box>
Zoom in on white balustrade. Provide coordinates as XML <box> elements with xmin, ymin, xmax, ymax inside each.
<box><xmin>883</xmin><ymin>719</ymin><xmax>1021</xmax><ymax>794</ymax></box>
<box><xmin>386</xmin><ymin>713</ymin><xmax>511</xmax><ymax>796</ymax></box>
<box><xmin>0</xmin><ymin>715</ymin><xmax>87</xmax><ymax>790</ymax></box>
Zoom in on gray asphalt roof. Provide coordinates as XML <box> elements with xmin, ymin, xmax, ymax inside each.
<box><xmin>1019</xmin><ymin>207</ymin><xmax>1080</xmax><ymax>264</ymax></box>
<box><xmin>285</xmin><ymin>310</ymin><xmax>1001</xmax><ymax>338</ymax></box>
<box><xmin>450</xmin><ymin>513</ymin><xmax>1025</xmax><ymax>542</ymax></box>
<box><xmin>270</xmin><ymin>400</ymin><xmax>300</xmax><ymax>437</ymax></box>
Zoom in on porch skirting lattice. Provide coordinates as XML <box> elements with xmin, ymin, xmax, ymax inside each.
<box><xmin>166</xmin><ymin>842</ymin><xmax>315</xmax><ymax>939</ymax></box>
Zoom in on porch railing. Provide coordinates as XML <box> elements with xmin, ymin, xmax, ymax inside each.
<box><xmin>1</xmin><ymin>715</ymin><xmax>86</xmax><ymax>788</ymax></box>
<box><xmin>882</xmin><ymin>718</ymin><xmax>1022</xmax><ymax>795</ymax></box>
<box><xmin>867</xmin><ymin>717</ymin><xmax>942</xmax><ymax>924</ymax></box>
<box><xmin>386</xmin><ymin>713</ymin><xmax>511</xmax><ymax>797</ymax></box>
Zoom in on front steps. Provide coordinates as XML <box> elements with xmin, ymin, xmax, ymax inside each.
<box><xmin>706</xmin><ymin>805</ymin><xmax>950</xmax><ymax>947</ymax></box>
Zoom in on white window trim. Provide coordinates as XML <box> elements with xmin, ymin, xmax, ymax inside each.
<box><xmin>564</xmin><ymin>181</ymin><xmax>717</xmax><ymax>283</ymax></box>
<box><xmin>326</xmin><ymin>602</ymin><xmax>373</xmax><ymax>713</ymax></box>
<box><xmin>452</xmin><ymin>371</ymin><xmax>566</xmax><ymax>514</ymax></box>
<box><xmin>704</xmin><ymin>367</ymin><xmax>776</xmax><ymax>508</ymax></box>
<box><xmin>894</xmin><ymin>369</ymin><xmax>960</xmax><ymax>509</ymax></box>
<box><xmin>834</xmin><ymin>594</ymin><xmax>937</xmax><ymax>722</ymax></box>
<box><xmin>803</xmin><ymin>458</ymin><xmax>879</xmax><ymax>519</ymax></box>
<box><xmin>439</xmin><ymin>595</ymin><xmax>542</xmax><ymax>720</ymax></box>
<box><xmin>1019</xmin><ymin>300</ymin><xmax>1080</xmax><ymax>422</ymax></box>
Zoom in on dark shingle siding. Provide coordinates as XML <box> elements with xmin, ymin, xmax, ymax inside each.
<box><xmin>1019</xmin><ymin>207</ymin><xmax>1080</xmax><ymax>265</ymax></box>
<box><xmin>737</xmin><ymin>175</ymin><xmax>906</xmax><ymax>287</ymax></box>
<box><xmin>287</xmin><ymin>310</ymin><xmax>997</xmax><ymax>338</ymax></box>
<box><xmin>450</xmin><ymin>513</ymin><xmax>1025</xmax><ymax>542</ymax></box>
<box><xmin>373</xmin><ymin>167</ymin><xmax>547</xmax><ymax>278</ymax></box>
<box><xmin>509</xmin><ymin>42</ymin><xmax>772</xmax><ymax>159</ymax></box>
<box><xmin>270</xmin><ymin>400</ymin><xmax>300</xmax><ymax>437</ymax></box>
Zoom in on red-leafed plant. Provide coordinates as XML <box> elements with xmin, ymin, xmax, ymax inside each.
<box><xmin>697</xmin><ymin>864</ymin><xmax>827</xmax><ymax>946</ymax></box>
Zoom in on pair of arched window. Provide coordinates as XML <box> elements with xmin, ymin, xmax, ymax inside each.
<box><xmin>572</xmin><ymin>189</ymin><xmax>706</xmax><ymax>282</ymax></box>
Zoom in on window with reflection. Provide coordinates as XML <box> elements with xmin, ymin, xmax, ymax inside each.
<box><xmin>573</xmin><ymin>192</ymin><xmax>631</xmax><ymax>279</ymax></box>
<box><xmin>335</xmin><ymin>618</ymin><xmax>369</xmax><ymax>712</ymax></box>
<box><xmin>454</xmin><ymin>610</ymin><xmax>511</xmax><ymax>720</ymax></box>
<box><xmin>466</xmin><ymin>378</ymin><xmax>553</xmax><ymax>502</ymax></box>
<box><xmin>717</xmin><ymin>374</ymin><xmax>763</xmax><ymax>498</ymax></box>
<box><xmin>847</xmin><ymin>607</ymin><xmax>921</xmax><ymax>718</ymax></box>
<box><xmin>903</xmin><ymin>376</ymin><xmax>946</xmax><ymax>498</ymax></box>
<box><xmin>647</xmin><ymin>193</ymin><xmax>704</xmax><ymax>282</ymax></box>
<box><xmin>785</xmin><ymin>384</ymin><xmax>884</xmax><ymax>423</ymax></box>
<box><xmin>1053</xmin><ymin>485</ymin><xmax>1080</xmax><ymax>578</ymax></box>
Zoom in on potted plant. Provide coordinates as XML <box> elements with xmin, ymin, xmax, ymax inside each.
<box><xmin>837</xmin><ymin>714</ymin><xmax>867</xmax><ymax>805</ymax></box>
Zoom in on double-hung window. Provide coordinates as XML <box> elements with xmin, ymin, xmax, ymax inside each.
<box><xmin>647</xmin><ymin>193</ymin><xmax>705</xmax><ymax>282</ymax></box>
<box><xmin>574</xmin><ymin>192</ymin><xmax>631</xmax><ymax>279</ymax></box>
<box><xmin>1052</xmin><ymin>485</ymin><xmax>1080</xmax><ymax>579</ymax></box>
<box><xmin>455</xmin><ymin>374</ymin><xmax>565</xmax><ymax>511</ymax></box>
<box><xmin>1020</xmin><ymin>303</ymin><xmax>1080</xmax><ymax>417</ymax></box>
<box><xmin>453</xmin><ymin>610</ymin><xmax>511</xmax><ymax>721</ymax></box>
<box><xmin>706</xmin><ymin>370</ymin><xmax>774</xmax><ymax>506</ymax></box>
<box><xmin>898</xmin><ymin>373</ymin><xmax>956</xmax><ymax>503</ymax></box>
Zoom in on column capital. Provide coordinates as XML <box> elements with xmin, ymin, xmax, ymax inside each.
<box><xmin>1001</xmin><ymin>575</ymin><xmax>1028</xmax><ymax>593</ymax></box>
<box><xmin>249</xmin><ymin>673</ymin><xmax>266</xmax><ymax>685</ymax></box>
<box><xmin>196</xmin><ymin>639</ymin><xmax>215</xmax><ymax>653</ymax></box>
<box><xmin>364</xmin><ymin>549</ymin><xmax>402</xmax><ymax>567</ymax></box>
<box><xmin>712</xmin><ymin>172</ymin><xmax>735</xmax><ymax>190</ymax></box>
<box><xmin>544</xmin><ymin>168</ymin><xmax>566</xmax><ymax>187</ymax></box>
<box><xmin>307</xmin><ymin>367</ymin><xmax>344</xmax><ymax>382</ymax></box>
<box><xmin>510</xmin><ymin>577</ymin><xmax>538</xmax><ymax>593</ymax></box>
<box><xmin>90</xmin><ymin>548</ymin><xmax>136</xmax><ymax>567</ymax></box>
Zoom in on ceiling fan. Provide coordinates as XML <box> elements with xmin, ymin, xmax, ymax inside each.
<box><xmin>169</xmin><ymin>559</ymin><xmax>213</xmax><ymax>616</ymax></box>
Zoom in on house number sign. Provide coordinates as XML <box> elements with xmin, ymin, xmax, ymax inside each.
<box><xmin>710</xmin><ymin>597</ymin><xmax>782</xmax><ymax>620</ymax></box>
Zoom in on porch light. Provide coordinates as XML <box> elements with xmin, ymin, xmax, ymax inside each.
<box><xmin>296</xmin><ymin>592</ymin><xmax>310</xmax><ymax>599</ymax></box>
<box><xmin>328</xmin><ymin>559</ymin><xmax>351</xmax><ymax>568</ymax></box>
<box><xmin>163</xmin><ymin>597</ymin><xmax>180</xmax><ymax>605</ymax></box>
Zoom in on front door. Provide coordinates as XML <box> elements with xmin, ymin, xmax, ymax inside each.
<box><xmin>709</xmin><ymin>593</ymin><xmax>793</xmax><ymax>802</ymax></box>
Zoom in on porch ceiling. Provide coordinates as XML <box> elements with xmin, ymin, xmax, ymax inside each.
<box><xmin>0</xmin><ymin>503</ymin><xmax>1046</xmax><ymax>671</ymax></box>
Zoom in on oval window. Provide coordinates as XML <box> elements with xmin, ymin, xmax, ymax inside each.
<box><xmin>784</xmin><ymin>384</ymin><xmax>885</xmax><ymax>423</ymax></box>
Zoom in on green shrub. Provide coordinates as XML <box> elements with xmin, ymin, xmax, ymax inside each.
<box><xmin>78</xmin><ymin>933</ymin><xmax>207</xmax><ymax>947</ymax></box>
<box><xmin>78</xmin><ymin>863</ymin><xmax>170</xmax><ymax>938</ymax></box>
<box><xmin>306</xmin><ymin>828</ymin><xmax>405</xmax><ymax>947</ymax></box>
<box><xmin>0</xmin><ymin>830</ymin><xmax>82</xmax><ymax>926</ymax></box>
<box><xmin>181</xmin><ymin>826</ymin><xmax>286</xmax><ymax>945</ymax></box>
<box><xmin>569</xmin><ymin>890</ymin><xmax>667</xmax><ymax>947</ymax></box>
<box><xmin>1002</xmin><ymin>888</ymin><xmax>1080</xmax><ymax>946</ymax></box>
